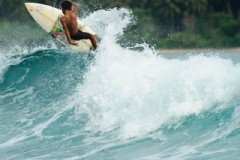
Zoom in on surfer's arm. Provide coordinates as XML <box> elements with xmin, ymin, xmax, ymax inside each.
<box><xmin>60</xmin><ymin>17</ymin><xmax>78</xmax><ymax>46</ymax></box>
<box><xmin>69</xmin><ymin>0</ymin><xmax>78</xmax><ymax>13</ymax></box>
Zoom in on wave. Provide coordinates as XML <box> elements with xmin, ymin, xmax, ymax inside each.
<box><xmin>1</xmin><ymin>7</ymin><xmax>240</xmax><ymax>160</ymax></box>
<box><xmin>74</xmin><ymin>48</ymin><xmax>240</xmax><ymax>138</ymax></box>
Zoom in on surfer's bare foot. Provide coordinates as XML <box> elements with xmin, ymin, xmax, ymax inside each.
<box><xmin>90</xmin><ymin>46</ymin><xmax>97</xmax><ymax>51</ymax></box>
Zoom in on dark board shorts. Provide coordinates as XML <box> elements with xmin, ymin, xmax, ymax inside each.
<box><xmin>71</xmin><ymin>30</ymin><xmax>91</xmax><ymax>40</ymax></box>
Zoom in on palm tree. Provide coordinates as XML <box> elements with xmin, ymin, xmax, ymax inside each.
<box><xmin>226</xmin><ymin>0</ymin><xmax>233</xmax><ymax>15</ymax></box>
<box><xmin>184</xmin><ymin>0</ymin><xmax>208</xmax><ymax>16</ymax></box>
<box><xmin>157</xmin><ymin>0</ymin><xmax>180</xmax><ymax>18</ymax></box>
<box><xmin>152</xmin><ymin>0</ymin><xmax>181</xmax><ymax>32</ymax></box>
<box><xmin>183</xmin><ymin>0</ymin><xmax>208</xmax><ymax>31</ymax></box>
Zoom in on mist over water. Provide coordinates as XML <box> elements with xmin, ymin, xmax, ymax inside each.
<box><xmin>1</xmin><ymin>6</ymin><xmax>240</xmax><ymax>160</ymax></box>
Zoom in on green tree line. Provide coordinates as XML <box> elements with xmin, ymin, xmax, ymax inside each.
<box><xmin>1</xmin><ymin>0</ymin><xmax>240</xmax><ymax>48</ymax></box>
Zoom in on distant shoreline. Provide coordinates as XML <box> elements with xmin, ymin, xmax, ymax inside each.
<box><xmin>157</xmin><ymin>48</ymin><xmax>240</xmax><ymax>54</ymax></box>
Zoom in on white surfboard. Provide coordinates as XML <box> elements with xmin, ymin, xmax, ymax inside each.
<box><xmin>25</xmin><ymin>3</ymin><xmax>96</xmax><ymax>52</ymax></box>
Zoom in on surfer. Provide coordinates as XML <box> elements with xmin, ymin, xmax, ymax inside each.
<box><xmin>60</xmin><ymin>0</ymin><xmax>97</xmax><ymax>50</ymax></box>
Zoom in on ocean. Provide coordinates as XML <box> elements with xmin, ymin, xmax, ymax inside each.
<box><xmin>1</xmin><ymin>8</ymin><xmax>240</xmax><ymax>160</ymax></box>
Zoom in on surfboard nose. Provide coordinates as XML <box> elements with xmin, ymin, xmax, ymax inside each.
<box><xmin>25</xmin><ymin>3</ymin><xmax>33</xmax><ymax>8</ymax></box>
<box><xmin>25</xmin><ymin>3</ymin><xmax>35</xmax><ymax>12</ymax></box>
<box><xmin>25</xmin><ymin>3</ymin><xmax>42</xmax><ymax>12</ymax></box>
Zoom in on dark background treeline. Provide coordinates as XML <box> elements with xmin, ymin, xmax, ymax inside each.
<box><xmin>1</xmin><ymin>0</ymin><xmax>240</xmax><ymax>48</ymax></box>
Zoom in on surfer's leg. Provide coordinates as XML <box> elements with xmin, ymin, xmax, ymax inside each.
<box><xmin>90</xmin><ymin>35</ymin><xmax>97</xmax><ymax>50</ymax></box>
<box><xmin>79</xmin><ymin>31</ymin><xmax>97</xmax><ymax>50</ymax></box>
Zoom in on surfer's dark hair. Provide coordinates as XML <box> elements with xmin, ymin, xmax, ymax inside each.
<box><xmin>61</xmin><ymin>1</ymin><xmax>72</xmax><ymax>10</ymax></box>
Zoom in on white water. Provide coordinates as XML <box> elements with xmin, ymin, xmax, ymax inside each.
<box><xmin>72</xmin><ymin>8</ymin><xmax>240</xmax><ymax>139</ymax></box>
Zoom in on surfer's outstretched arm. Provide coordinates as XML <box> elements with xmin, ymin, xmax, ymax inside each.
<box><xmin>69</xmin><ymin>0</ymin><xmax>78</xmax><ymax>13</ymax></box>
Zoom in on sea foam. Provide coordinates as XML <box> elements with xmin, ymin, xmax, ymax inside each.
<box><xmin>72</xmin><ymin>8</ymin><xmax>240</xmax><ymax>139</ymax></box>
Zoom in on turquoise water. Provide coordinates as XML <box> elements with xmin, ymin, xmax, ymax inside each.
<box><xmin>1</xmin><ymin>8</ymin><xmax>240</xmax><ymax>160</ymax></box>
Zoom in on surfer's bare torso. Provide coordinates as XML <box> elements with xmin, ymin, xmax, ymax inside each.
<box><xmin>60</xmin><ymin>0</ymin><xmax>78</xmax><ymax>45</ymax></box>
<box><xmin>60</xmin><ymin>0</ymin><xmax>97</xmax><ymax>49</ymax></box>
<box><xmin>60</xmin><ymin>10</ymin><xmax>78</xmax><ymax>36</ymax></box>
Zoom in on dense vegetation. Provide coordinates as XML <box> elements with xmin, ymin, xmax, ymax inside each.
<box><xmin>1</xmin><ymin>0</ymin><xmax>240</xmax><ymax>48</ymax></box>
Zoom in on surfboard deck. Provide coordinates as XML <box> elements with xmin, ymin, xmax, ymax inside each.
<box><xmin>25</xmin><ymin>3</ymin><xmax>96</xmax><ymax>52</ymax></box>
